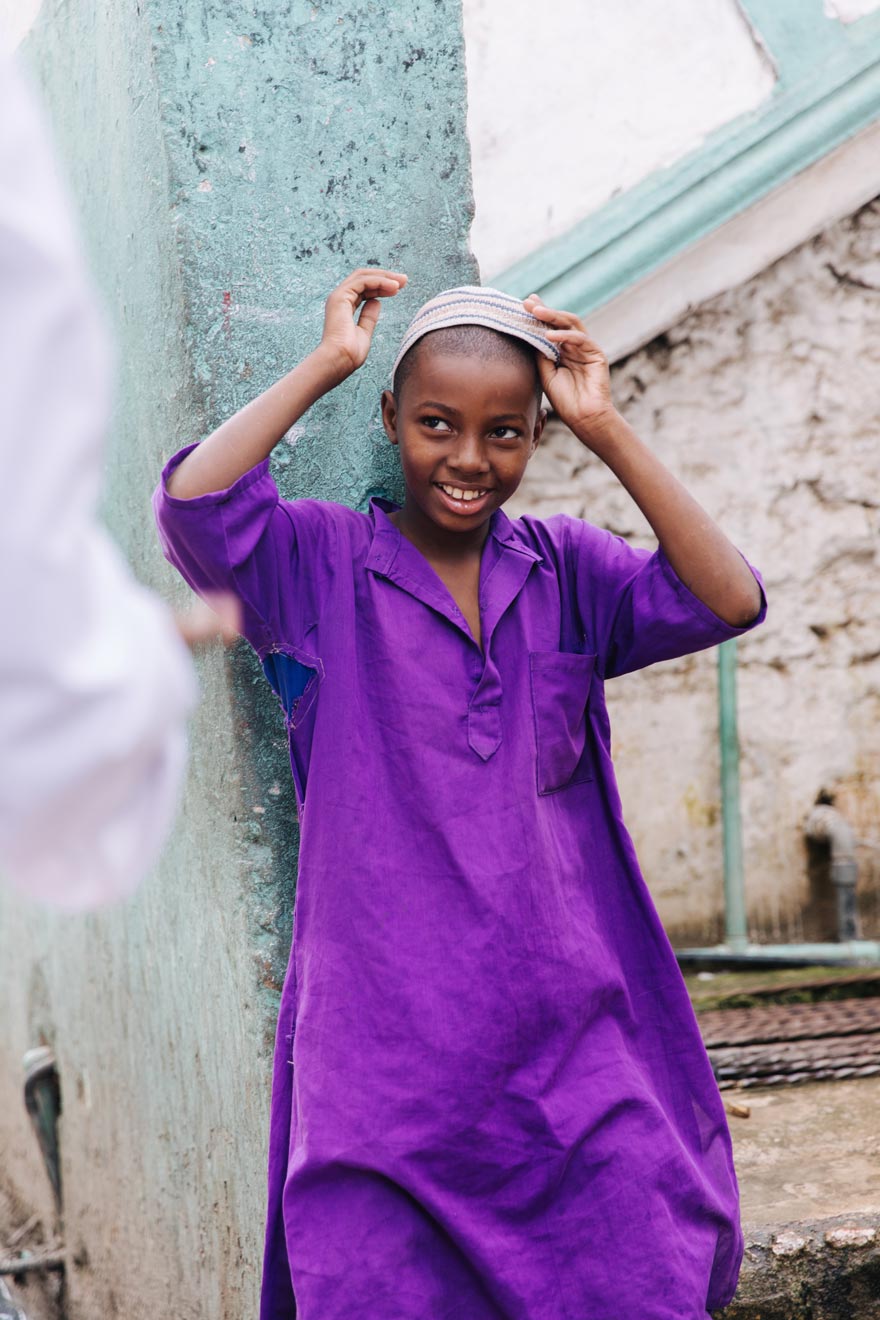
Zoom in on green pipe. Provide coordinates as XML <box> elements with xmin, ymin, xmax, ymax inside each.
<box><xmin>718</xmin><ymin>639</ymin><xmax>748</xmax><ymax>952</ymax></box>
<box><xmin>675</xmin><ymin>940</ymin><xmax>880</xmax><ymax>968</ymax></box>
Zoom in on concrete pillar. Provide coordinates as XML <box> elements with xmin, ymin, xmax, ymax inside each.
<box><xmin>0</xmin><ymin>3</ymin><xmax>477</xmax><ymax>1316</ymax></box>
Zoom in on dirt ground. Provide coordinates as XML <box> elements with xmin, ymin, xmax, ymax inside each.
<box><xmin>730</xmin><ymin>1074</ymin><xmax>880</xmax><ymax>1225</ymax></box>
<box><xmin>0</xmin><ymin>1184</ymin><xmax>62</xmax><ymax>1320</ymax></box>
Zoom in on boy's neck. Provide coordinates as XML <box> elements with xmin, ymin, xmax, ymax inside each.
<box><xmin>389</xmin><ymin>501</ymin><xmax>492</xmax><ymax>564</ymax></box>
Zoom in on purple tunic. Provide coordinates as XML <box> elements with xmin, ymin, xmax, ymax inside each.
<box><xmin>154</xmin><ymin>444</ymin><xmax>766</xmax><ymax>1320</ymax></box>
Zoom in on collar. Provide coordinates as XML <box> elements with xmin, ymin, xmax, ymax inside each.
<box><xmin>363</xmin><ymin>497</ymin><xmax>543</xmax><ymax>656</ymax></box>
<box><xmin>364</xmin><ymin>497</ymin><xmax>543</xmax><ymax>578</ymax></box>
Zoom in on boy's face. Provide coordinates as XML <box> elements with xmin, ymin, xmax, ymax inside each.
<box><xmin>381</xmin><ymin>348</ymin><xmax>545</xmax><ymax>541</ymax></box>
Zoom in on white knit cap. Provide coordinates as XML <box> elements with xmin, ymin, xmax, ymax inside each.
<box><xmin>390</xmin><ymin>285</ymin><xmax>559</xmax><ymax>387</ymax></box>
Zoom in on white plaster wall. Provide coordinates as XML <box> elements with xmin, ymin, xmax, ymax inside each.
<box><xmin>463</xmin><ymin>0</ymin><xmax>775</xmax><ymax>278</ymax></box>
<box><xmin>825</xmin><ymin>0</ymin><xmax>880</xmax><ymax>23</ymax></box>
<box><xmin>508</xmin><ymin>200</ymin><xmax>880</xmax><ymax>945</ymax></box>
<box><xmin>0</xmin><ymin>0</ymin><xmax>41</xmax><ymax>49</ymax></box>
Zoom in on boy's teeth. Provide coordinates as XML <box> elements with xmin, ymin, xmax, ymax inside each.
<box><xmin>441</xmin><ymin>484</ymin><xmax>483</xmax><ymax>502</ymax></box>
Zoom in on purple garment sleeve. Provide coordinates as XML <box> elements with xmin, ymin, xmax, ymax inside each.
<box><xmin>153</xmin><ymin>444</ymin><xmax>336</xmax><ymax>656</ymax></box>
<box><xmin>568</xmin><ymin>518</ymin><xmax>767</xmax><ymax>679</ymax></box>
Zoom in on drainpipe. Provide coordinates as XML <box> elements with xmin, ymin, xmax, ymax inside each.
<box><xmin>805</xmin><ymin>802</ymin><xmax>860</xmax><ymax>942</ymax></box>
<box><xmin>22</xmin><ymin>1048</ymin><xmax>62</xmax><ymax>1216</ymax></box>
<box><xmin>0</xmin><ymin>1051</ymin><xmax>67</xmax><ymax>1296</ymax></box>
<box><xmin>718</xmin><ymin>639</ymin><xmax>748</xmax><ymax>952</ymax></box>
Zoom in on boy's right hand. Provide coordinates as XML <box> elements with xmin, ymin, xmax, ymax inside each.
<box><xmin>319</xmin><ymin>267</ymin><xmax>408</xmax><ymax>379</ymax></box>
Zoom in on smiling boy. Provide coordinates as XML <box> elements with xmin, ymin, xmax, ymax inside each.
<box><xmin>155</xmin><ymin>268</ymin><xmax>765</xmax><ymax>1319</ymax></box>
<box><xmin>381</xmin><ymin>322</ymin><xmax>547</xmax><ymax>649</ymax></box>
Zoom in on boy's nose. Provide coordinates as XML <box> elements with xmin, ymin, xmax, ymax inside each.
<box><xmin>449</xmin><ymin>433</ymin><xmax>490</xmax><ymax>475</ymax></box>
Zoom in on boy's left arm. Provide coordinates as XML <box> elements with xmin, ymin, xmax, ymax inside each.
<box><xmin>524</xmin><ymin>296</ymin><xmax>763</xmax><ymax>629</ymax></box>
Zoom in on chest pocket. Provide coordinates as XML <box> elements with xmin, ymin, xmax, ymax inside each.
<box><xmin>529</xmin><ymin>651</ymin><xmax>597</xmax><ymax>795</ymax></box>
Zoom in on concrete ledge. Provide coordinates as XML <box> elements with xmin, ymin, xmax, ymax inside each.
<box><xmin>715</xmin><ymin>1212</ymin><xmax>880</xmax><ymax>1319</ymax></box>
<box><xmin>712</xmin><ymin>1073</ymin><xmax>880</xmax><ymax>1318</ymax></box>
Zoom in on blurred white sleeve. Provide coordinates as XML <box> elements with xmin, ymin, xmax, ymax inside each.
<box><xmin>0</xmin><ymin>54</ymin><xmax>198</xmax><ymax>911</ymax></box>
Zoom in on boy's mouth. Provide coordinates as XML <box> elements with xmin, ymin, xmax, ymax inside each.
<box><xmin>434</xmin><ymin>482</ymin><xmax>492</xmax><ymax>515</ymax></box>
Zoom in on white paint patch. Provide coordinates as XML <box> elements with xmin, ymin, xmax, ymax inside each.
<box><xmin>0</xmin><ymin>0</ymin><xmax>43</xmax><ymax>51</ymax></box>
<box><xmin>463</xmin><ymin>0</ymin><xmax>775</xmax><ymax>278</ymax></box>
<box><xmin>585</xmin><ymin>115</ymin><xmax>880</xmax><ymax>363</ymax></box>
<box><xmin>825</xmin><ymin>1225</ymin><xmax>877</xmax><ymax>1247</ymax></box>
<box><xmin>824</xmin><ymin>0</ymin><xmax>880</xmax><ymax>22</ymax></box>
<box><xmin>772</xmin><ymin>1232</ymin><xmax>808</xmax><ymax>1257</ymax></box>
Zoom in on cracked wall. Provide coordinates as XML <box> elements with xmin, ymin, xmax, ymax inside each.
<box><xmin>0</xmin><ymin>3</ymin><xmax>476</xmax><ymax>1318</ymax></box>
<box><xmin>509</xmin><ymin>200</ymin><xmax>880</xmax><ymax>945</ymax></box>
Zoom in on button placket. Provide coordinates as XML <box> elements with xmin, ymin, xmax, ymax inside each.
<box><xmin>467</xmin><ymin>655</ymin><xmax>503</xmax><ymax>761</ymax></box>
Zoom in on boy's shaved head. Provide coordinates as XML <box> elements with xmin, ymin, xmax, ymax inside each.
<box><xmin>393</xmin><ymin>326</ymin><xmax>543</xmax><ymax>407</ymax></box>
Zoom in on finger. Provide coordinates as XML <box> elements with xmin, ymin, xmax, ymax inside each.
<box><xmin>203</xmin><ymin>591</ymin><xmax>244</xmax><ymax>642</ymax></box>
<box><xmin>545</xmin><ymin>333</ymin><xmax>593</xmax><ymax>359</ymax></box>
<box><xmin>333</xmin><ymin>276</ymin><xmax>401</xmax><ymax>304</ymax></box>
<box><xmin>545</xmin><ymin>326</ymin><xmax>605</xmax><ymax>356</ymax></box>
<box><xmin>343</xmin><ymin>268</ymin><xmax>408</xmax><ymax>294</ymax></box>
<box><xmin>527</xmin><ymin>301</ymin><xmax>583</xmax><ymax>330</ymax></box>
<box><xmin>523</xmin><ymin>293</ymin><xmax>583</xmax><ymax>330</ymax></box>
<box><xmin>175</xmin><ymin>593</ymin><xmax>242</xmax><ymax>649</ymax></box>
<box><xmin>333</xmin><ymin>280</ymin><xmax>403</xmax><ymax>317</ymax></box>
<box><xmin>349</xmin><ymin>267</ymin><xmax>408</xmax><ymax>282</ymax></box>
<box><xmin>536</xmin><ymin>353</ymin><xmax>555</xmax><ymax>391</ymax></box>
<box><xmin>545</xmin><ymin>328</ymin><xmax>591</xmax><ymax>346</ymax></box>
<box><xmin>356</xmin><ymin>297</ymin><xmax>382</xmax><ymax>337</ymax></box>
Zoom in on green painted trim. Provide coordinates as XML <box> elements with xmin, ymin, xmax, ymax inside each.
<box><xmin>718</xmin><ymin>640</ymin><xmax>748</xmax><ymax>953</ymax></box>
<box><xmin>738</xmin><ymin>0</ymin><xmax>851</xmax><ymax>83</ymax></box>
<box><xmin>675</xmin><ymin>941</ymin><xmax>880</xmax><ymax>964</ymax></box>
<box><xmin>497</xmin><ymin>3</ymin><xmax>880</xmax><ymax>317</ymax></box>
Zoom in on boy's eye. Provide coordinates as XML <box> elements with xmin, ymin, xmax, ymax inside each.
<box><xmin>421</xmin><ymin>416</ymin><xmax>452</xmax><ymax>432</ymax></box>
<box><xmin>492</xmin><ymin>426</ymin><xmax>520</xmax><ymax>441</ymax></box>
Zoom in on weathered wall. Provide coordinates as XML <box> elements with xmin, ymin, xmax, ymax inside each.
<box><xmin>463</xmin><ymin>0</ymin><xmax>774</xmax><ymax>277</ymax></box>
<box><xmin>509</xmin><ymin>199</ymin><xmax>880</xmax><ymax>946</ymax></box>
<box><xmin>0</xmin><ymin>3</ymin><xmax>476</xmax><ymax>1317</ymax></box>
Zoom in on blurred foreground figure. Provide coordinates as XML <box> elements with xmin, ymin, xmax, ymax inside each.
<box><xmin>0</xmin><ymin>52</ymin><xmax>205</xmax><ymax>910</ymax></box>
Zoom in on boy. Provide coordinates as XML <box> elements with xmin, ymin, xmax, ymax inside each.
<box><xmin>155</xmin><ymin>268</ymin><xmax>765</xmax><ymax>1319</ymax></box>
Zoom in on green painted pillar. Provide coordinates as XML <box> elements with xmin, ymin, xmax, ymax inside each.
<box><xmin>142</xmin><ymin>0</ymin><xmax>480</xmax><ymax>1002</ymax></box>
<box><xmin>150</xmin><ymin>0</ymin><xmax>478</xmax><ymax>509</ymax></box>
<box><xmin>6</xmin><ymin>5</ymin><xmax>478</xmax><ymax>1317</ymax></box>
<box><xmin>24</xmin><ymin>0</ymin><xmax>478</xmax><ymax>1011</ymax></box>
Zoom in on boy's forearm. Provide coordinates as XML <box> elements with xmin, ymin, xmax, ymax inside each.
<box><xmin>575</xmin><ymin>410</ymin><xmax>762</xmax><ymax>627</ymax></box>
<box><xmin>165</xmin><ymin>348</ymin><xmax>347</xmax><ymax>499</ymax></box>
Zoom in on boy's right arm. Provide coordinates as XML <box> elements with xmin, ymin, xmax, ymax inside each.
<box><xmin>166</xmin><ymin>267</ymin><xmax>407</xmax><ymax>499</ymax></box>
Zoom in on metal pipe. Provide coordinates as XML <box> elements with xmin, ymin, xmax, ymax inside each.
<box><xmin>805</xmin><ymin>802</ymin><xmax>860</xmax><ymax>942</ymax></box>
<box><xmin>718</xmin><ymin>639</ymin><xmax>748</xmax><ymax>951</ymax></box>
<box><xmin>22</xmin><ymin>1048</ymin><xmax>62</xmax><ymax>1216</ymax></box>
<box><xmin>0</xmin><ymin>1251</ymin><xmax>66</xmax><ymax>1277</ymax></box>
<box><xmin>675</xmin><ymin>939</ymin><xmax>880</xmax><ymax>969</ymax></box>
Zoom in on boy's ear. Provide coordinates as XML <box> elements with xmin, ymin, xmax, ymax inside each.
<box><xmin>530</xmin><ymin>407</ymin><xmax>548</xmax><ymax>455</ymax></box>
<box><xmin>380</xmin><ymin>389</ymin><xmax>399</xmax><ymax>446</ymax></box>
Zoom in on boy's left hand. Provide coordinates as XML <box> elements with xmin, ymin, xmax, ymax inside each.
<box><xmin>523</xmin><ymin>295</ymin><xmax>617</xmax><ymax>446</ymax></box>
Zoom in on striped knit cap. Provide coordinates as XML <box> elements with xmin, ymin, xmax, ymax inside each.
<box><xmin>390</xmin><ymin>285</ymin><xmax>560</xmax><ymax>387</ymax></box>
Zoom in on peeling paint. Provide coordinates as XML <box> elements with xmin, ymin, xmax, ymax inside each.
<box><xmin>511</xmin><ymin>197</ymin><xmax>880</xmax><ymax>948</ymax></box>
